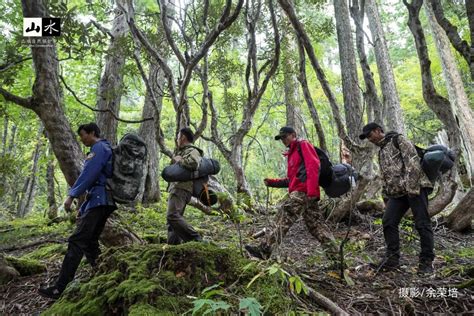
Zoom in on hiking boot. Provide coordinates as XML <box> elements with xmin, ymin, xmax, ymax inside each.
<box><xmin>417</xmin><ymin>260</ymin><xmax>434</xmax><ymax>276</ymax></box>
<box><xmin>38</xmin><ymin>286</ymin><xmax>62</xmax><ymax>300</ymax></box>
<box><xmin>244</xmin><ymin>244</ymin><xmax>271</xmax><ymax>260</ymax></box>
<box><xmin>370</xmin><ymin>256</ymin><xmax>400</xmax><ymax>272</ymax></box>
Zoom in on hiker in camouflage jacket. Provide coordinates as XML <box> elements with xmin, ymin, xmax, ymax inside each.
<box><xmin>166</xmin><ymin>128</ymin><xmax>203</xmax><ymax>244</ymax></box>
<box><xmin>360</xmin><ymin>123</ymin><xmax>435</xmax><ymax>275</ymax></box>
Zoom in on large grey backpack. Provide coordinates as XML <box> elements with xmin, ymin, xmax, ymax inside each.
<box><xmin>107</xmin><ymin>133</ymin><xmax>147</xmax><ymax>204</ymax></box>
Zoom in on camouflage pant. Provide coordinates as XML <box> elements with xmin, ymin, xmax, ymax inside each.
<box><xmin>265</xmin><ymin>191</ymin><xmax>339</xmax><ymax>261</ymax></box>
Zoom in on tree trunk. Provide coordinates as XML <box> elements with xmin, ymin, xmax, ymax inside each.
<box><xmin>100</xmin><ymin>213</ymin><xmax>144</xmax><ymax>247</ymax></box>
<box><xmin>138</xmin><ymin>63</ymin><xmax>162</xmax><ymax>204</ymax></box>
<box><xmin>282</xmin><ymin>31</ymin><xmax>304</xmax><ymax>137</ymax></box>
<box><xmin>16</xmin><ymin>125</ymin><xmax>43</xmax><ymax>217</ymax></box>
<box><xmin>46</xmin><ymin>143</ymin><xmax>58</xmax><ymax>220</ymax></box>
<box><xmin>446</xmin><ymin>188</ymin><xmax>474</xmax><ymax>232</ymax></box>
<box><xmin>425</xmin><ymin>0</ymin><xmax>474</xmax><ymax>186</ymax></box>
<box><xmin>18</xmin><ymin>0</ymin><xmax>83</xmax><ymax>186</ymax></box>
<box><xmin>277</xmin><ymin>0</ymin><xmax>346</xmax><ymax>142</ymax></box>
<box><xmin>405</xmin><ymin>0</ymin><xmax>463</xmax><ymax>173</ymax></box>
<box><xmin>7</xmin><ymin>124</ymin><xmax>17</xmax><ymax>155</ymax></box>
<box><xmin>15</xmin><ymin>0</ymin><xmax>141</xmax><ymax>245</ymax></box>
<box><xmin>428</xmin><ymin>173</ymin><xmax>458</xmax><ymax>217</ymax></box>
<box><xmin>230</xmin><ymin>144</ymin><xmax>252</xmax><ymax>196</ymax></box>
<box><xmin>95</xmin><ymin>0</ymin><xmax>130</xmax><ymax>145</ymax></box>
<box><xmin>1</xmin><ymin>117</ymin><xmax>8</xmax><ymax>156</ymax></box>
<box><xmin>405</xmin><ymin>0</ymin><xmax>465</xmax><ymax>218</ymax></box>
<box><xmin>366</xmin><ymin>0</ymin><xmax>405</xmax><ymax>133</ymax></box>
<box><xmin>327</xmin><ymin>173</ymin><xmax>370</xmax><ymax>222</ymax></box>
<box><xmin>295</xmin><ymin>37</ymin><xmax>328</xmax><ymax>152</ymax></box>
<box><xmin>429</xmin><ymin>0</ymin><xmax>474</xmax><ymax>80</ymax></box>
<box><xmin>350</xmin><ymin>0</ymin><xmax>383</xmax><ymax>125</ymax></box>
<box><xmin>333</xmin><ymin>0</ymin><xmax>363</xmax><ymax>144</ymax></box>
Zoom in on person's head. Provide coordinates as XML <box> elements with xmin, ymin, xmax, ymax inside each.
<box><xmin>359</xmin><ymin>122</ymin><xmax>384</xmax><ymax>145</ymax></box>
<box><xmin>177</xmin><ymin>127</ymin><xmax>194</xmax><ymax>147</ymax></box>
<box><xmin>77</xmin><ymin>123</ymin><xmax>101</xmax><ymax>147</ymax></box>
<box><xmin>274</xmin><ymin>126</ymin><xmax>297</xmax><ymax>147</ymax></box>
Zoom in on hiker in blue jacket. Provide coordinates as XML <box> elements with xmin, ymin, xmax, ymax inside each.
<box><xmin>39</xmin><ymin>123</ymin><xmax>116</xmax><ymax>300</ymax></box>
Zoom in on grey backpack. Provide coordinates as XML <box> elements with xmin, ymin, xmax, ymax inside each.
<box><xmin>107</xmin><ymin>133</ymin><xmax>147</xmax><ymax>204</ymax></box>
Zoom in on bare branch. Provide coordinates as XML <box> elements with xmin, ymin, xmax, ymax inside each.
<box><xmin>278</xmin><ymin>0</ymin><xmax>355</xmax><ymax>147</ymax></box>
<box><xmin>0</xmin><ymin>87</ymin><xmax>32</xmax><ymax>109</ymax></box>
<box><xmin>90</xmin><ymin>20</ymin><xmax>114</xmax><ymax>39</ymax></box>
<box><xmin>59</xmin><ymin>75</ymin><xmax>154</xmax><ymax>124</ymax></box>
<box><xmin>132</xmin><ymin>50</ymin><xmax>173</xmax><ymax>157</ymax></box>
<box><xmin>124</xmin><ymin>11</ymin><xmax>180</xmax><ymax>111</ymax></box>
<box><xmin>208</xmin><ymin>91</ymin><xmax>232</xmax><ymax>158</ymax></box>
<box><xmin>429</xmin><ymin>0</ymin><xmax>474</xmax><ymax>79</ymax></box>
<box><xmin>296</xmin><ymin>36</ymin><xmax>328</xmax><ymax>152</ymax></box>
<box><xmin>158</xmin><ymin>0</ymin><xmax>187</xmax><ymax>66</ymax></box>
<box><xmin>0</xmin><ymin>56</ymin><xmax>32</xmax><ymax>73</ymax></box>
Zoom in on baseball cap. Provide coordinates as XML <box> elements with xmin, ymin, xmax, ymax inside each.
<box><xmin>274</xmin><ymin>126</ymin><xmax>296</xmax><ymax>140</ymax></box>
<box><xmin>359</xmin><ymin>122</ymin><xmax>383</xmax><ymax>140</ymax></box>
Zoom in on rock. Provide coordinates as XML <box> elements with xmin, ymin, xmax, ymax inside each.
<box><xmin>0</xmin><ymin>255</ymin><xmax>20</xmax><ymax>285</ymax></box>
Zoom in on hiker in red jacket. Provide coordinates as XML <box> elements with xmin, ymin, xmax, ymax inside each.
<box><xmin>245</xmin><ymin>127</ymin><xmax>338</xmax><ymax>263</ymax></box>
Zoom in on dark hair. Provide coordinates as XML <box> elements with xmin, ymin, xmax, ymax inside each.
<box><xmin>180</xmin><ymin>127</ymin><xmax>194</xmax><ymax>143</ymax></box>
<box><xmin>77</xmin><ymin>123</ymin><xmax>101</xmax><ymax>138</ymax></box>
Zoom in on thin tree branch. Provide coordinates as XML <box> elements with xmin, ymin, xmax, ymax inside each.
<box><xmin>0</xmin><ymin>87</ymin><xmax>32</xmax><ymax>109</ymax></box>
<box><xmin>132</xmin><ymin>49</ymin><xmax>173</xmax><ymax>157</ymax></box>
<box><xmin>59</xmin><ymin>75</ymin><xmax>154</xmax><ymax>124</ymax></box>
<box><xmin>0</xmin><ymin>56</ymin><xmax>33</xmax><ymax>73</ymax></box>
<box><xmin>90</xmin><ymin>20</ymin><xmax>114</xmax><ymax>39</ymax></box>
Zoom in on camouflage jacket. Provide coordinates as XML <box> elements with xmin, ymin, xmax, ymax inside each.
<box><xmin>168</xmin><ymin>144</ymin><xmax>203</xmax><ymax>193</ymax></box>
<box><xmin>378</xmin><ymin>132</ymin><xmax>433</xmax><ymax>198</ymax></box>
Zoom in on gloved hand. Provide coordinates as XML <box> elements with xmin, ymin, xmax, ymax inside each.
<box><xmin>263</xmin><ymin>178</ymin><xmax>271</xmax><ymax>186</ymax></box>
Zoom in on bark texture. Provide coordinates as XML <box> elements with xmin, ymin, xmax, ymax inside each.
<box><xmin>366</xmin><ymin>0</ymin><xmax>405</xmax><ymax>133</ymax></box>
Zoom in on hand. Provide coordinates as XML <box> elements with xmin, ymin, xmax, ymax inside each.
<box><xmin>173</xmin><ymin>155</ymin><xmax>183</xmax><ymax>163</ymax></box>
<box><xmin>64</xmin><ymin>196</ymin><xmax>74</xmax><ymax>212</ymax></box>
<box><xmin>263</xmin><ymin>178</ymin><xmax>270</xmax><ymax>186</ymax></box>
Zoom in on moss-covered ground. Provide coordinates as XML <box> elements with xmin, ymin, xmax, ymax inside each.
<box><xmin>0</xmin><ymin>198</ymin><xmax>472</xmax><ymax>315</ymax></box>
<box><xmin>43</xmin><ymin>242</ymin><xmax>293</xmax><ymax>315</ymax></box>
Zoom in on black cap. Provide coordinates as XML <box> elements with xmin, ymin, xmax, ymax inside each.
<box><xmin>275</xmin><ymin>126</ymin><xmax>296</xmax><ymax>140</ymax></box>
<box><xmin>359</xmin><ymin>122</ymin><xmax>383</xmax><ymax>140</ymax></box>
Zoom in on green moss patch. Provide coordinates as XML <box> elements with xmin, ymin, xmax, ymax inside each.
<box><xmin>43</xmin><ymin>242</ymin><xmax>292</xmax><ymax>315</ymax></box>
<box><xmin>5</xmin><ymin>256</ymin><xmax>46</xmax><ymax>276</ymax></box>
<box><xmin>24</xmin><ymin>243</ymin><xmax>67</xmax><ymax>261</ymax></box>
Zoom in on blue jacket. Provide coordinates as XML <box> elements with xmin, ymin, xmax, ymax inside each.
<box><xmin>69</xmin><ymin>139</ymin><xmax>116</xmax><ymax>214</ymax></box>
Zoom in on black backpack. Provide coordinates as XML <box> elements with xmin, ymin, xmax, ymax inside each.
<box><xmin>392</xmin><ymin>135</ymin><xmax>455</xmax><ymax>182</ymax></box>
<box><xmin>297</xmin><ymin>142</ymin><xmax>333</xmax><ymax>187</ymax></box>
<box><xmin>297</xmin><ymin>141</ymin><xmax>358</xmax><ymax>197</ymax></box>
<box><xmin>107</xmin><ymin>134</ymin><xmax>148</xmax><ymax>204</ymax></box>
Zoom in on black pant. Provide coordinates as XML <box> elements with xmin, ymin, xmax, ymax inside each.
<box><xmin>56</xmin><ymin>206</ymin><xmax>113</xmax><ymax>291</ymax></box>
<box><xmin>383</xmin><ymin>188</ymin><xmax>434</xmax><ymax>262</ymax></box>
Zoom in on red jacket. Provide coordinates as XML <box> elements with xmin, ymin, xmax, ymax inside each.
<box><xmin>266</xmin><ymin>139</ymin><xmax>321</xmax><ymax>198</ymax></box>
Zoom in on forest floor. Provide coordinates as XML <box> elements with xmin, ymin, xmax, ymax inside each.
<box><xmin>0</xmin><ymin>198</ymin><xmax>473</xmax><ymax>315</ymax></box>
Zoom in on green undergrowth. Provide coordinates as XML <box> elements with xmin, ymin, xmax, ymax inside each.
<box><xmin>23</xmin><ymin>243</ymin><xmax>68</xmax><ymax>261</ymax></box>
<box><xmin>5</xmin><ymin>256</ymin><xmax>46</xmax><ymax>276</ymax></box>
<box><xmin>0</xmin><ymin>213</ymin><xmax>72</xmax><ymax>247</ymax></box>
<box><xmin>43</xmin><ymin>242</ymin><xmax>293</xmax><ymax>315</ymax></box>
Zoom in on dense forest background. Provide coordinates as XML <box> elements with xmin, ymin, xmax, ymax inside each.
<box><xmin>0</xmin><ymin>0</ymin><xmax>473</xmax><ymax>314</ymax></box>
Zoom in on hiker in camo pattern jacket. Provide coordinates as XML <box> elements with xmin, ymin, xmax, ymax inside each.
<box><xmin>359</xmin><ymin>122</ymin><xmax>434</xmax><ymax>275</ymax></box>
